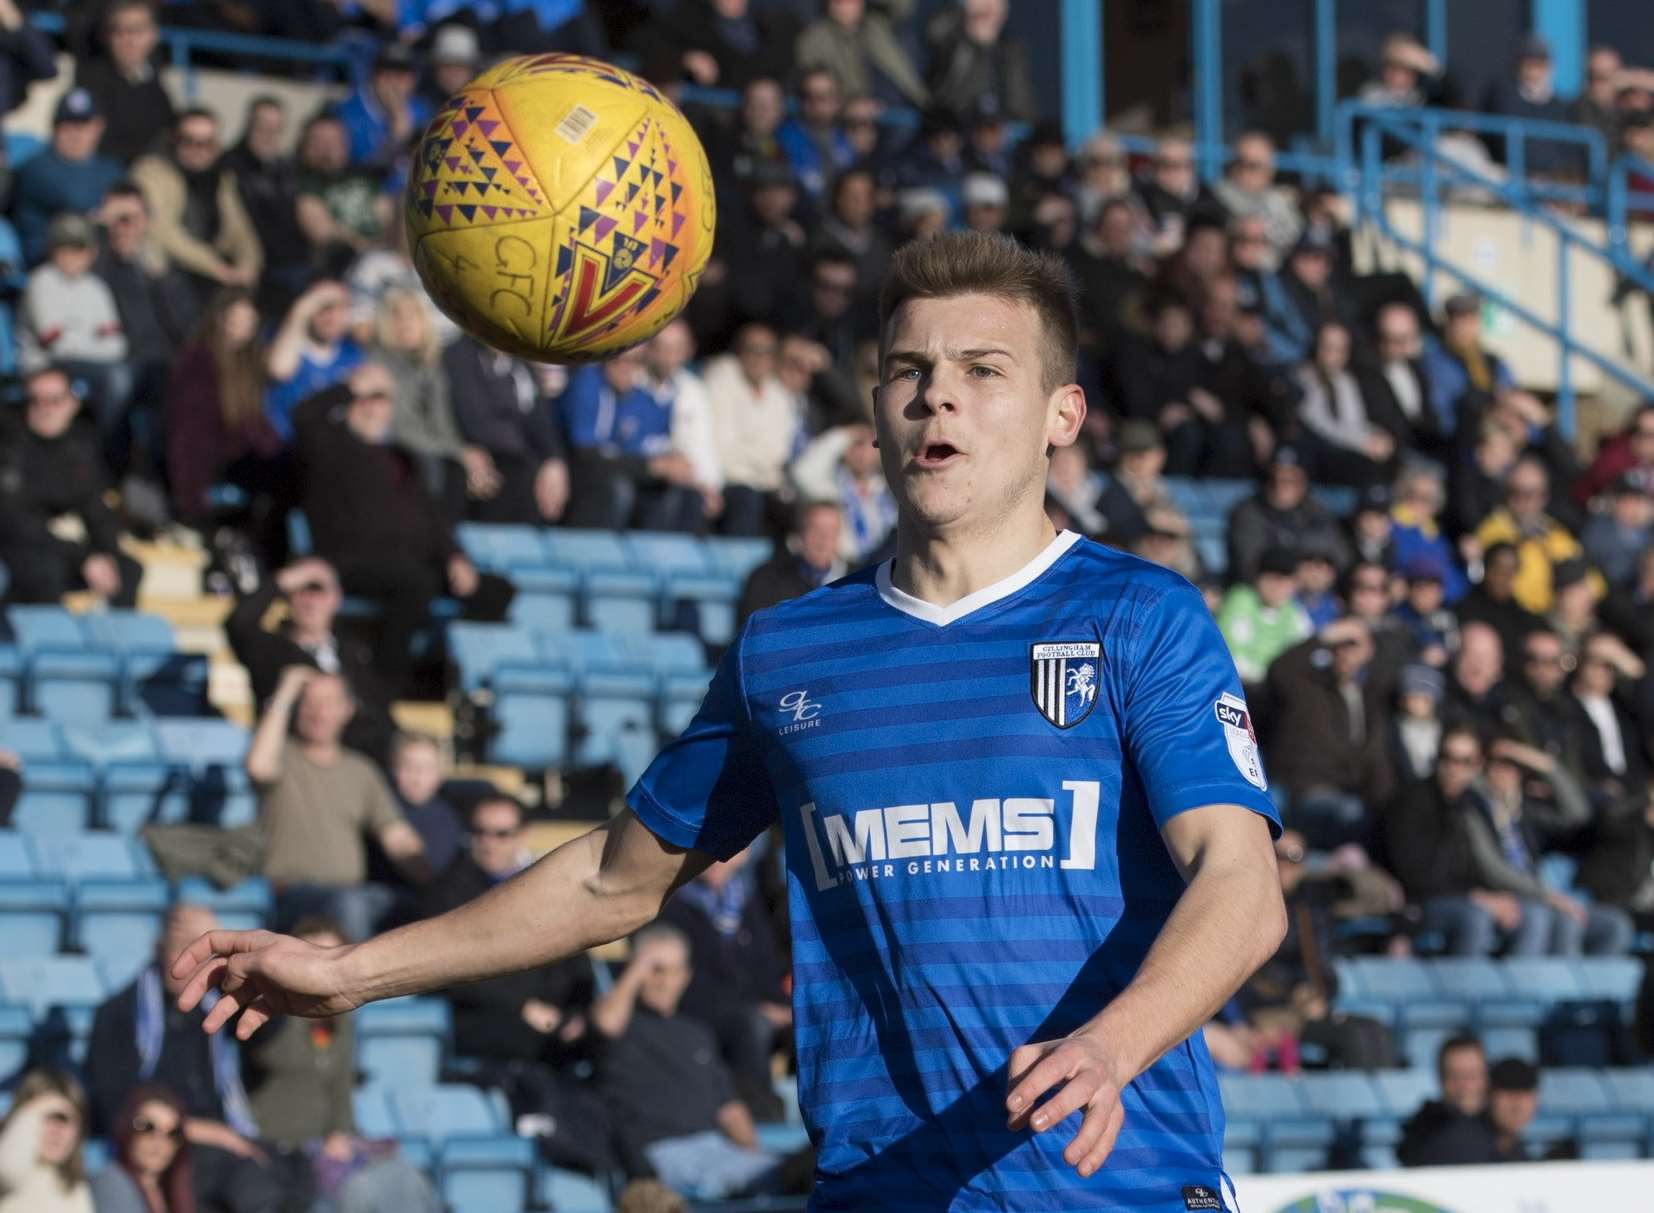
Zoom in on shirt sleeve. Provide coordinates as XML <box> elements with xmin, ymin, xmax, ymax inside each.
<box><xmin>1122</xmin><ymin>580</ymin><xmax>1282</xmax><ymax>835</ymax></box>
<box><xmin>626</xmin><ymin>626</ymin><xmax>778</xmax><ymax>861</ymax></box>
<box><xmin>360</xmin><ymin>761</ymin><xmax>405</xmax><ymax>834</ymax></box>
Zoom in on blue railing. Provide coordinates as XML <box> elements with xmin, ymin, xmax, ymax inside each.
<box><xmin>1354</xmin><ymin>111</ymin><xmax>1654</xmax><ymax>433</ymax></box>
<box><xmin>1606</xmin><ymin>153</ymin><xmax>1654</xmax><ymax>267</ymax></box>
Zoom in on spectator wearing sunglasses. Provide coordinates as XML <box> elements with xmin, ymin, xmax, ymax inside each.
<box><xmin>0</xmin><ymin>1070</ymin><xmax>91</xmax><ymax>1213</ymax></box>
<box><xmin>131</xmin><ymin>107</ymin><xmax>262</xmax><ymax>310</ymax></box>
<box><xmin>224</xmin><ymin>555</ymin><xmax>395</xmax><ymax>767</ymax></box>
<box><xmin>1473</xmin><ymin>456</ymin><xmax>1598</xmax><ymax>615</ymax></box>
<box><xmin>1212</xmin><ymin>131</ymin><xmax>1300</xmax><ymax>257</ymax></box>
<box><xmin>89</xmin><ymin>1085</ymin><xmax>190</xmax><ymax>1213</ymax></box>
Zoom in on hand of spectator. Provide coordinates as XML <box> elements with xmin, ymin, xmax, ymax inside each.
<box><xmin>1470</xmin><ymin>890</ymin><xmax>1522</xmax><ymax>931</ymax></box>
<box><xmin>647</xmin><ymin>452</ymin><xmax>696</xmax><ymax>486</ymax></box>
<box><xmin>274</xmin><ymin>665</ymin><xmax>318</xmax><ymax>703</ymax></box>
<box><xmin>460</xmin><ymin>447</ymin><xmax>502</xmax><ymax>498</ymax></box>
<box><xmin>1318</xmin><ymin>617</ymin><xmax>1370</xmax><ymax>650</ymax></box>
<box><xmin>1505</xmin><ymin>390</ymin><xmax>1550</xmax><ymax>427</ymax></box>
<box><xmin>320</xmin><ymin>1132</ymin><xmax>356</xmax><ymax>1163</ymax></box>
<box><xmin>534</xmin><ymin>364</ymin><xmax>569</xmax><ymax>397</ymax></box>
<box><xmin>521</xmin><ymin>998</ymin><xmax>563</xmax><ymax>1035</ymax></box>
<box><xmin>1546</xmin><ymin>890</ymin><xmax>1589</xmax><ymax>925</ymax></box>
<box><xmin>0</xmin><ymin>749</ymin><xmax>18</xmax><ymax>771</ymax></box>
<box><xmin>1158</xmin><ymin>402</ymin><xmax>1192</xmax><ymax>431</ymax></box>
<box><xmin>274</xmin><ymin>557</ymin><xmax>334</xmax><ymax>596</ymax></box>
<box><xmin>1361</xmin><ymin>430</ymin><xmax>1396</xmax><ymax>462</ymax></box>
<box><xmin>446</xmin><ymin>553</ymin><xmax>479</xmax><ymax>599</ymax></box>
<box><xmin>1005</xmin><ymin>1031</ymin><xmax>1127</xmax><ymax>1178</ymax></box>
<box><xmin>0</xmin><ymin>0</ymin><xmax>22</xmax><ymax>31</ymax></box>
<box><xmin>759</xmin><ymin>1001</ymin><xmax>793</xmax><ymax>1028</ymax></box>
<box><xmin>1490</xmin><ymin>738</ymin><xmax>1554</xmax><ymax>774</ymax></box>
<box><xmin>186</xmin><ymin>1119</ymin><xmax>268</xmax><ymax>1166</ymax></box>
<box><xmin>1458</xmin><ymin>535</ymin><xmax>1483</xmax><ymax>566</ymax></box>
<box><xmin>217</xmin><ymin>262</ymin><xmax>257</xmax><ymax>288</ymax></box>
<box><xmin>682</xmin><ymin>49</ymin><xmax>720</xmax><ymax>86</ymax></box>
<box><xmin>82</xmin><ymin>553</ymin><xmax>120</xmax><ymax>599</ymax></box>
<box><xmin>1592</xmin><ymin>634</ymin><xmax>1647</xmax><ymax>680</ymax></box>
<box><xmin>1187</xmin><ymin>388</ymin><xmax>1225</xmax><ymax>423</ymax></box>
<box><xmin>557</xmin><ymin>1012</ymin><xmax>587</xmax><ymax>1043</ymax></box>
<box><xmin>299</xmin><ymin>280</ymin><xmax>349</xmax><ymax>317</ymax></box>
<box><xmin>1247</xmin><ymin>416</ymin><xmax>1276</xmax><ymax>466</ymax></box>
<box><xmin>535</xmin><ymin>459</ymin><xmax>569</xmax><ymax>522</ymax></box>
<box><xmin>629</xmin><ymin>934</ymin><xmax>684</xmax><ymax>980</ymax></box>
<box><xmin>700</xmin><ymin>486</ymin><xmax>725</xmax><ymax>520</ymax></box>
<box><xmin>1326</xmin><ymin>843</ymin><xmax>1369</xmax><ymax>872</ymax></box>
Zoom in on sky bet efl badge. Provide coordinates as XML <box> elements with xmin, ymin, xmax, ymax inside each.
<box><xmin>1030</xmin><ymin>641</ymin><xmax>1101</xmax><ymax>729</ymax></box>
<box><xmin>1215</xmin><ymin>692</ymin><xmax>1267</xmax><ymax>790</ymax></box>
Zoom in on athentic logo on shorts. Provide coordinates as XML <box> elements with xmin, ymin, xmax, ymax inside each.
<box><xmin>778</xmin><ymin>689</ymin><xmax>822</xmax><ymax>735</ymax></box>
<box><xmin>796</xmin><ymin>781</ymin><xmax>1102</xmax><ymax>891</ymax></box>
<box><xmin>1030</xmin><ymin>641</ymin><xmax>1102</xmax><ymax>728</ymax></box>
<box><xmin>1215</xmin><ymin>692</ymin><xmax>1267</xmax><ymax>790</ymax></box>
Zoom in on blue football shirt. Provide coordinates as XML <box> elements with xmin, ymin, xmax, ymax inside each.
<box><xmin>629</xmin><ymin>531</ymin><xmax>1280</xmax><ymax>1212</ymax></box>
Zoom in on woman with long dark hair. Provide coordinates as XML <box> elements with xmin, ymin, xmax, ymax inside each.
<box><xmin>89</xmin><ymin>1085</ymin><xmax>194</xmax><ymax>1213</ymax></box>
<box><xmin>164</xmin><ymin>287</ymin><xmax>282</xmax><ymax>526</ymax></box>
<box><xmin>0</xmin><ymin>1069</ymin><xmax>92</xmax><ymax>1213</ymax></box>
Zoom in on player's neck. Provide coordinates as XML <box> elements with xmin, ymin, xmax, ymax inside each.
<box><xmin>891</xmin><ymin>512</ymin><xmax>1059</xmax><ymax>608</ymax></box>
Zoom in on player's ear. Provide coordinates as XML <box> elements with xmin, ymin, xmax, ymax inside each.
<box><xmin>1045</xmin><ymin>382</ymin><xmax>1086</xmax><ymax>450</ymax></box>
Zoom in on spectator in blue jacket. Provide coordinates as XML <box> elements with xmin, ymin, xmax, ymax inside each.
<box><xmin>264</xmin><ymin>280</ymin><xmax>363</xmax><ymax>444</ymax></box>
<box><xmin>10</xmin><ymin>88</ymin><xmax>122</xmax><ymax>266</ymax></box>
<box><xmin>775</xmin><ymin>65</ymin><xmax>853</xmax><ymax>200</ymax></box>
<box><xmin>332</xmin><ymin>43</ymin><xmax>431</xmax><ymax>172</ymax></box>
<box><xmin>561</xmin><ymin>350</ymin><xmax>705</xmax><ymax>532</ymax></box>
<box><xmin>1421</xmin><ymin>293</ymin><xmax>1513</xmax><ymax>439</ymax></box>
<box><xmin>1390</xmin><ymin>465</ymin><xmax>1470</xmax><ymax>601</ymax></box>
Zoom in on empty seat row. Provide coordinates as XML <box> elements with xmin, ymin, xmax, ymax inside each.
<box><xmin>2</xmin><ymin>607</ymin><xmax>208</xmax><ymax>722</ymax></box>
<box><xmin>1333</xmin><ymin>956</ymin><xmax>1646</xmax><ymax>1030</ymax></box>
<box><xmin>3</xmin><ymin>719</ymin><xmax>254</xmax><ymax>833</ymax></box>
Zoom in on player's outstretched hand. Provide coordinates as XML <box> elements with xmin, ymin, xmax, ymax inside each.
<box><xmin>170</xmin><ymin>929</ymin><xmax>361</xmax><ymax>1041</ymax></box>
<box><xmin>1006</xmin><ymin>1034</ymin><xmax>1127</xmax><ymax>1179</ymax></box>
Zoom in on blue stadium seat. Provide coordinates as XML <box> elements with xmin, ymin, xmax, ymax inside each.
<box><xmin>1401</xmin><ymin>1027</ymin><xmax>1461</xmax><ymax>1074</ymax></box>
<box><xmin>353</xmin><ymin>1085</ymin><xmax>399</xmax><ymax>1140</ymax></box>
<box><xmin>8</xmin><ymin>718</ymin><xmax>62</xmax><ymax>761</ymax></box>
<box><xmin>10</xmin><ymin>759</ymin><xmax>97</xmax><ymax>834</ymax></box>
<box><xmin>628</xmin><ymin>533</ymin><xmax>738</xmax><ymax>646</ymax></box>
<box><xmin>508</xmin><ymin>589</ymin><xmax>578</xmax><ymax>636</ymax></box>
<box><xmin>1298</xmin><ymin>1072</ymin><xmax>1385</xmax><ymax>1121</ymax></box>
<box><xmin>0</xmin><ymin>1003</ymin><xmax>33</xmax><ymax>1080</ymax></box>
<box><xmin>0</xmin><ymin>644</ymin><xmax>20</xmax><ymax>721</ymax></box>
<box><xmin>704</xmin><ymin>536</ymin><xmax>773</xmax><ymax>582</ymax></box>
<box><xmin>542</xmin><ymin>529</ymin><xmax>634</xmax><ymax>576</ymax></box>
<box><xmin>489</xmin><ymin>679</ymin><xmax>571</xmax><ymax>771</ymax></box>
<box><xmin>1347</xmin><ymin>958</ymin><xmax>1465</xmax><ymax>1029</ymax></box>
<box><xmin>58</xmin><ymin>721</ymin><xmax>158</xmax><ymax>769</ymax></box>
<box><xmin>439</xmin><ymin>1134</ymin><xmax>534</xmax><ymax>1213</ymax></box>
<box><xmin>456</xmin><ymin>524</ymin><xmax>548</xmax><ymax>574</ymax></box>
<box><xmin>355</xmin><ymin>997</ymin><xmax>451</xmax><ymax>1089</ymax></box>
<box><xmin>81</xmin><ymin>612</ymin><xmax>208</xmax><ymax>717</ymax></box>
<box><xmin>539</xmin><ymin>631</ymin><xmax>654</xmax><ymax>775</ymax></box>
<box><xmin>1479</xmin><ymin>1026</ymin><xmax>1539</xmax><ymax>1063</ymax></box>
<box><xmin>1217</xmin><ymin>1074</ymin><xmax>1331</xmax><ymax>1148</ymax></box>
<box><xmin>0</xmin><ymin>832</ymin><xmax>33</xmax><ymax>879</ymax></box>
<box><xmin>21</xmin><ymin>616</ymin><xmax>121</xmax><ymax>721</ymax></box>
<box><xmin>101</xmin><ymin>760</ymin><xmax>191</xmax><ymax>833</ymax></box>
<box><xmin>34</xmin><ymin>833</ymin><xmax>152</xmax><ymax>883</ymax></box>
<box><xmin>1428</xmin><ymin>957</ymin><xmax>1526</xmax><ymax>1027</ymax></box>
<box><xmin>389</xmin><ymin>1085</ymin><xmax>508</xmax><ymax>1138</ymax></box>
<box><xmin>1539</xmin><ymin>1068</ymin><xmax>1644</xmax><ymax>1150</ymax></box>
<box><xmin>154</xmin><ymin>720</ymin><xmax>255</xmax><ymax>826</ymax></box>
<box><xmin>0</xmin><ymin>956</ymin><xmax>105</xmax><ymax>1016</ymax></box>
<box><xmin>1599</xmin><ymin>1068</ymin><xmax>1654</xmax><ymax>1116</ymax></box>
<box><xmin>174</xmin><ymin>877</ymin><xmax>270</xmax><ymax>931</ymax></box>
<box><xmin>1374</xmin><ymin>1069</ymin><xmax>1437</xmax><ymax>1120</ymax></box>
<box><xmin>1222</xmin><ymin>1119</ymin><xmax>1261</xmax><ymax>1177</ymax></box>
<box><xmin>1496</xmin><ymin>958</ymin><xmax>1585</xmax><ymax>1025</ymax></box>
<box><xmin>0</xmin><ymin>877</ymin><xmax>70</xmax><ymax>955</ymax></box>
<box><xmin>581</xmin><ymin>570</ymin><xmax>658</xmax><ymax>635</ymax></box>
<box><xmin>536</xmin><ymin>1166</ymin><xmax>612</xmax><ymax>1213</ymax></box>
<box><xmin>449</xmin><ymin>623</ymin><xmax>541</xmax><ymax>695</ymax></box>
<box><xmin>77</xmin><ymin>877</ymin><xmax>169</xmax><ymax>987</ymax></box>
<box><xmin>1572</xmin><ymin>957</ymin><xmax>1643</xmax><ymax>1010</ymax></box>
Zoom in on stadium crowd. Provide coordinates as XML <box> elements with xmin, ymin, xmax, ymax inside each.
<box><xmin>0</xmin><ymin>0</ymin><xmax>1653</xmax><ymax>1207</ymax></box>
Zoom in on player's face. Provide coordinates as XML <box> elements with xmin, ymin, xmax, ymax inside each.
<box><xmin>877</xmin><ymin>293</ymin><xmax>1083</xmax><ymax>538</ymax></box>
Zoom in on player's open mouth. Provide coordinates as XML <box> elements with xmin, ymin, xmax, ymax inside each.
<box><xmin>914</xmin><ymin>442</ymin><xmax>962</xmax><ymax>469</ymax></box>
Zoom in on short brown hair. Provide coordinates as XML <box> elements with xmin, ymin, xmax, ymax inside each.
<box><xmin>877</xmin><ymin>231</ymin><xmax>1079</xmax><ymax>393</ymax></box>
<box><xmin>616</xmin><ymin>1179</ymin><xmax>687</xmax><ymax>1213</ymax></box>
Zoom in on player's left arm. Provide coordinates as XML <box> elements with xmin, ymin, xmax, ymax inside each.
<box><xmin>1006</xmin><ymin>805</ymin><xmax>1285</xmax><ymax>1177</ymax></box>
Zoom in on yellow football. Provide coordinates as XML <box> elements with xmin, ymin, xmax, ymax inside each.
<box><xmin>405</xmin><ymin>53</ymin><xmax>716</xmax><ymax>363</ymax></box>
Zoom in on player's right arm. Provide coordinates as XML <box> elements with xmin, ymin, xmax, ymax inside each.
<box><xmin>171</xmin><ymin>808</ymin><xmax>713</xmax><ymax>1039</ymax></box>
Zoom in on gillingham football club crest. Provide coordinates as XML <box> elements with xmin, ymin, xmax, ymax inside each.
<box><xmin>1030</xmin><ymin>641</ymin><xmax>1101</xmax><ymax>729</ymax></box>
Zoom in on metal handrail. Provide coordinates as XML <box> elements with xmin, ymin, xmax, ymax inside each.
<box><xmin>1357</xmin><ymin>115</ymin><xmax>1654</xmax><ymax>434</ymax></box>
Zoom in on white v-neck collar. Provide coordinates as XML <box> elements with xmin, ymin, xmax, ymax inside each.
<box><xmin>875</xmin><ymin>530</ymin><xmax>1081</xmax><ymax>627</ymax></box>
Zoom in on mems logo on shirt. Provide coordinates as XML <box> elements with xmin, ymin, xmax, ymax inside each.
<box><xmin>796</xmin><ymin>781</ymin><xmax>1101</xmax><ymax>891</ymax></box>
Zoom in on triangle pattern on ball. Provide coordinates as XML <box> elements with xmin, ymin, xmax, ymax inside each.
<box><xmin>409</xmin><ymin>90</ymin><xmax>550</xmax><ymax>228</ymax></box>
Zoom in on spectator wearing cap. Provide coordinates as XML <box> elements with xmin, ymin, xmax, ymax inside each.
<box><xmin>1359</xmin><ymin>301</ymin><xmax>1446</xmax><ymax>456</ymax></box>
<box><xmin>1218</xmin><ymin>547</ymin><xmax>1312</xmax><ymax>688</ymax></box>
<box><xmin>1505</xmin><ymin>624</ymin><xmax>1587</xmax><ymax>785</ymax></box>
<box><xmin>1094</xmin><ymin>420</ymin><xmax>1195</xmax><ymax>559</ymax></box>
<box><xmin>0</xmin><ymin>366</ymin><xmax>143</xmax><ymax>607</ymax></box>
<box><xmin>131</xmin><ymin>107</ymin><xmax>262</xmax><ymax>310</ymax></box>
<box><xmin>332</xmin><ymin>43</ymin><xmax>431</xmax><ymax>173</ymax></box>
<box><xmin>796</xmin><ymin>0</ymin><xmax>927</xmax><ymax>109</ymax></box>
<box><xmin>71</xmin><ymin>0</ymin><xmax>175</xmax><ymax>165</ymax></box>
<box><xmin>420</xmin><ymin>23</ymin><xmax>482</xmax><ymax>112</ymax></box>
<box><xmin>1390</xmin><ymin>558</ymin><xmax>1459</xmax><ymax>665</ymax></box>
<box><xmin>1293</xmin><ymin>319</ymin><xmax>1394</xmax><ymax>487</ymax></box>
<box><xmin>1474</xmin><ymin>455</ymin><xmax>1598</xmax><ymax>615</ymax></box>
<box><xmin>18</xmin><ymin>213</ymin><xmax>129</xmax><ymax>445</ymax></box>
<box><xmin>1349</xmin><ymin>485</ymin><xmax>1396</xmax><ymax>567</ymax></box>
<box><xmin>1227</xmin><ymin>446</ymin><xmax>1354</xmax><ymax>581</ymax></box>
<box><xmin>10</xmin><ymin>88</ymin><xmax>123</xmax><ymax>266</ymax></box>
<box><xmin>1389</xmin><ymin>466</ymin><xmax>1468</xmax><ymax>600</ymax></box>
<box><xmin>775</xmin><ymin>66</ymin><xmax>854</xmax><ymax>201</ymax></box>
<box><xmin>1390</xmin><ymin>662</ymin><xmax>1446</xmax><ymax>783</ymax></box>
<box><xmin>1265</xmin><ymin>617</ymin><xmax>1400</xmax><ymax>849</ymax></box>
<box><xmin>1485</xmin><ymin>1058</ymin><xmax>1541</xmax><ymax>1162</ymax></box>
<box><xmin>959</xmin><ymin>172</ymin><xmax>1008</xmax><ymax>234</ymax></box>
<box><xmin>1212</xmin><ymin>131</ymin><xmax>1300</xmax><ymax>256</ymax></box>
<box><xmin>294</xmin><ymin>112</ymin><xmax>394</xmax><ymax>276</ymax></box>
<box><xmin>1483</xmin><ymin>36</ymin><xmax>1580</xmax><ymax>178</ymax></box>
<box><xmin>222</xmin><ymin>96</ymin><xmax>309</xmax><ymax>314</ymax></box>
<box><xmin>1421</xmin><ymin>293</ymin><xmax>1513</xmax><ymax>438</ymax></box>
<box><xmin>1574</xmin><ymin>402</ymin><xmax>1654</xmax><ymax>508</ymax></box>
<box><xmin>923</xmin><ymin>0</ymin><xmax>1034</xmax><ymax>122</ymax></box>
<box><xmin>1465</xmin><ymin>734</ymin><xmax>1630</xmax><ymax>955</ymax></box>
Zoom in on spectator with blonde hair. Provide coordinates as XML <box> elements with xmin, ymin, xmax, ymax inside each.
<box><xmin>0</xmin><ymin>1070</ymin><xmax>91</xmax><ymax>1213</ymax></box>
<box><xmin>616</xmin><ymin>1179</ymin><xmax>686</xmax><ymax>1213</ymax></box>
